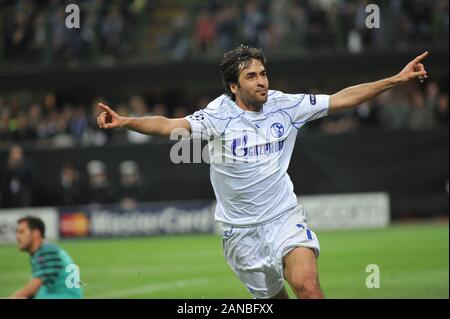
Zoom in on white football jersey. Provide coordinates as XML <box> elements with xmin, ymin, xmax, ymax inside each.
<box><xmin>185</xmin><ymin>90</ymin><xmax>330</xmax><ymax>225</ymax></box>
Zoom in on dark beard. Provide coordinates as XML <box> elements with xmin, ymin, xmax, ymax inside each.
<box><xmin>242</xmin><ymin>96</ymin><xmax>265</xmax><ymax>112</ymax></box>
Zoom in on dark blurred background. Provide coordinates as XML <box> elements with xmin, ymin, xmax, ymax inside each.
<box><xmin>0</xmin><ymin>0</ymin><xmax>448</xmax><ymax>220</ymax></box>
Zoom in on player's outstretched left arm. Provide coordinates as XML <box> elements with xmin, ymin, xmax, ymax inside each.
<box><xmin>329</xmin><ymin>51</ymin><xmax>429</xmax><ymax>113</ymax></box>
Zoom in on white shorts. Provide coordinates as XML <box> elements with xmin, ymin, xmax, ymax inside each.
<box><xmin>221</xmin><ymin>207</ymin><xmax>320</xmax><ymax>299</ymax></box>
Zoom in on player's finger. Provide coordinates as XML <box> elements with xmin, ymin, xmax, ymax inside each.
<box><xmin>100</xmin><ymin>112</ymin><xmax>109</xmax><ymax>128</ymax></box>
<box><xmin>413</xmin><ymin>51</ymin><xmax>429</xmax><ymax>63</ymax></box>
<box><xmin>96</xmin><ymin>112</ymin><xmax>104</xmax><ymax>127</ymax></box>
<box><xmin>98</xmin><ymin>103</ymin><xmax>113</xmax><ymax>114</ymax></box>
<box><xmin>98</xmin><ymin>112</ymin><xmax>107</xmax><ymax>128</ymax></box>
<box><xmin>414</xmin><ymin>70</ymin><xmax>428</xmax><ymax>78</ymax></box>
<box><xmin>415</xmin><ymin>63</ymin><xmax>425</xmax><ymax>72</ymax></box>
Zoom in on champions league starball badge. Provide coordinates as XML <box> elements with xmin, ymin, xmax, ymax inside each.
<box><xmin>191</xmin><ymin>113</ymin><xmax>205</xmax><ymax>122</ymax></box>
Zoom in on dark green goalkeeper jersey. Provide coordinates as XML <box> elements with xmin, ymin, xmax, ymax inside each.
<box><xmin>30</xmin><ymin>243</ymin><xmax>83</xmax><ymax>299</ymax></box>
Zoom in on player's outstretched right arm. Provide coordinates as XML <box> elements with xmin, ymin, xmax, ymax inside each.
<box><xmin>97</xmin><ymin>103</ymin><xmax>190</xmax><ymax>137</ymax></box>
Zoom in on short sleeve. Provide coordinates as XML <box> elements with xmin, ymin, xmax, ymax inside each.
<box><xmin>280</xmin><ymin>93</ymin><xmax>330</xmax><ymax>128</ymax></box>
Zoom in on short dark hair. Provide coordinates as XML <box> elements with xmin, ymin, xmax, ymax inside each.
<box><xmin>220</xmin><ymin>45</ymin><xmax>267</xmax><ymax>101</ymax></box>
<box><xmin>18</xmin><ymin>216</ymin><xmax>45</xmax><ymax>238</ymax></box>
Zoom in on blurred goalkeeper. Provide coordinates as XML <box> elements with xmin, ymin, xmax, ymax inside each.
<box><xmin>10</xmin><ymin>216</ymin><xmax>83</xmax><ymax>299</ymax></box>
<box><xmin>97</xmin><ymin>46</ymin><xmax>428</xmax><ymax>299</ymax></box>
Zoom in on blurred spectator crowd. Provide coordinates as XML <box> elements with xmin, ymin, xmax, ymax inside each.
<box><xmin>0</xmin><ymin>0</ymin><xmax>448</xmax><ymax>66</ymax></box>
<box><xmin>158</xmin><ymin>0</ymin><xmax>449</xmax><ymax>60</ymax></box>
<box><xmin>319</xmin><ymin>81</ymin><xmax>449</xmax><ymax>134</ymax></box>
<box><xmin>0</xmin><ymin>143</ymin><xmax>147</xmax><ymax>207</ymax></box>
<box><xmin>0</xmin><ymin>0</ymin><xmax>147</xmax><ymax>67</ymax></box>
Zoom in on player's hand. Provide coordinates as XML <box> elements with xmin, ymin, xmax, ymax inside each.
<box><xmin>397</xmin><ymin>51</ymin><xmax>429</xmax><ymax>83</ymax></box>
<box><xmin>97</xmin><ymin>103</ymin><xmax>125</xmax><ymax>129</ymax></box>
